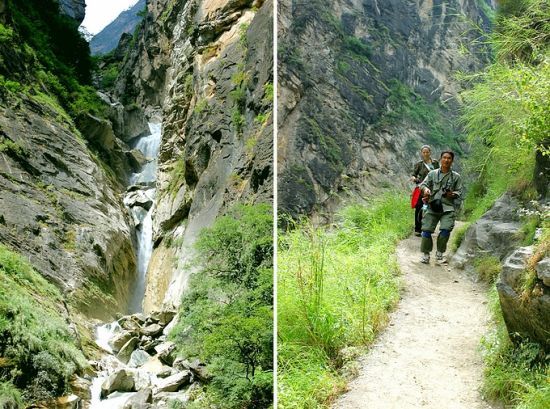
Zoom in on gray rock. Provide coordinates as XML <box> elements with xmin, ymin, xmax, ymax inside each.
<box><xmin>123</xmin><ymin>388</ymin><xmax>152</xmax><ymax>409</ymax></box>
<box><xmin>497</xmin><ymin>247</ymin><xmax>550</xmax><ymax>352</ymax></box>
<box><xmin>172</xmin><ymin>358</ymin><xmax>210</xmax><ymax>382</ymax></box>
<box><xmin>130</xmin><ymin>369</ymin><xmax>155</xmax><ymax>390</ymax></box>
<box><xmin>124</xmin><ymin>190</ymin><xmax>154</xmax><ymax>210</ymax></box>
<box><xmin>154</xmin><ymin>341</ymin><xmax>176</xmax><ymax>366</ymax></box>
<box><xmin>162</xmin><ymin>315</ymin><xmax>179</xmax><ymax>336</ymax></box>
<box><xmin>154</xmin><ymin>371</ymin><xmax>192</xmax><ymax>393</ymax></box>
<box><xmin>54</xmin><ymin>394</ymin><xmax>80</xmax><ymax>409</ymax></box>
<box><xmin>451</xmin><ymin>194</ymin><xmax>523</xmax><ymax>270</ymax></box>
<box><xmin>75</xmin><ymin>113</ymin><xmax>135</xmax><ymax>184</ymax></box>
<box><xmin>117</xmin><ymin>337</ymin><xmax>140</xmax><ymax>364</ymax></box>
<box><xmin>119</xmin><ymin>316</ymin><xmax>142</xmax><ymax>332</ymax></box>
<box><xmin>0</xmin><ymin>97</ymin><xmax>137</xmax><ymax>322</ymax></box>
<box><xmin>141</xmin><ymin>323</ymin><xmax>163</xmax><ymax>337</ymax></box>
<box><xmin>110</xmin><ymin>330</ymin><xmax>136</xmax><ymax>354</ymax></box>
<box><xmin>153</xmin><ymin>391</ymin><xmax>189</xmax><ymax>406</ymax></box>
<box><xmin>157</xmin><ymin>366</ymin><xmax>173</xmax><ymax>378</ymax></box>
<box><xmin>128</xmin><ymin>349</ymin><xmax>152</xmax><ymax>368</ymax></box>
<box><xmin>58</xmin><ymin>0</ymin><xmax>85</xmax><ymax>23</ymax></box>
<box><xmin>101</xmin><ymin>370</ymin><xmax>135</xmax><ymax>398</ymax></box>
<box><xmin>536</xmin><ymin>258</ymin><xmax>550</xmax><ymax>287</ymax></box>
<box><xmin>150</xmin><ymin>310</ymin><xmax>177</xmax><ymax>326</ymax></box>
<box><xmin>69</xmin><ymin>375</ymin><xmax>91</xmax><ymax>402</ymax></box>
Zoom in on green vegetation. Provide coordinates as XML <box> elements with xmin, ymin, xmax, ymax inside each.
<box><xmin>460</xmin><ymin>0</ymin><xmax>549</xmax><ymax>221</ymax></box>
<box><xmin>2</xmin><ymin>0</ymin><xmax>105</xmax><ymax>118</ymax></box>
<box><xmin>0</xmin><ymin>244</ymin><xmax>86</xmax><ymax>406</ymax></box>
<box><xmin>194</xmin><ymin>98</ymin><xmax>209</xmax><ymax>114</ymax></box>
<box><xmin>449</xmin><ymin>222</ymin><xmax>470</xmax><ymax>252</ymax></box>
<box><xmin>263</xmin><ymin>82</ymin><xmax>274</xmax><ymax>103</ymax></box>
<box><xmin>170</xmin><ymin>204</ymin><xmax>273</xmax><ymax>409</ymax></box>
<box><xmin>481</xmin><ymin>287</ymin><xmax>550</xmax><ymax>407</ymax></box>
<box><xmin>458</xmin><ymin>2</ymin><xmax>550</xmax><ymax>407</ymax></box>
<box><xmin>278</xmin><ymin>193</ymin><xmax>411</xmax><ymax>407</ymax></box>
<box><xmin>473</xmin><ymin>256</ymin><xmax>502</xmax><ymax>283</ymax></box>
<box><xmin>382</xmin><ymin>80</ymin><xmax>464</xmax><ymax>152</ymax></box>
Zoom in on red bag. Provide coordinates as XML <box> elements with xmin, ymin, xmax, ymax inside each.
<box><xmin>411</xmin><ymin>186</ymin><xmax>421</xmax><ymax>208</ymax></box>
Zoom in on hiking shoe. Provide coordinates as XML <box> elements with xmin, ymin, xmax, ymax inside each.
<box><xmin>420</xmin><ymin>253</ymin><xmax>430</xmax><ymax>264</ymax></box>
<box><xmin>436</xmin><ymin>251</ymin><xmax>447</xmax><ymax>264</ymax></box>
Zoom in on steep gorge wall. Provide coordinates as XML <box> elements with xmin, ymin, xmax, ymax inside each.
<box><xmin>113</xmin><ymin>0</ymin><xmax>273</xmax><ymax>311</ymax></box>
<box><xmin>278</xmin><ymin>0</ymin><xmax>493</xmax><ymax>218</ymax></box>
<box><xmin>0</xmin><ymin>1</ymin><xmax>140</xmax><ymax>320</ymax></box>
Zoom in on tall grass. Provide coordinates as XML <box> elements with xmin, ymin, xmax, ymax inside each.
<box><xmin>278</xmin><ymin>193</ymin><xmax>411</xmax><ymax>408</ymax></box>
<box><xmin>480</xmin><ymin>287</ymin><xmax>550</xmax><ymax>408</ymax></box>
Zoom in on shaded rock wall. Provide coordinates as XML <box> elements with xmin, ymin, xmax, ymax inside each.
<box><xmin>278</xmin><ymin>0</ymin><xmax>493</xmax><ymax>218</ymax></box>
<box><xmin>0</xmin><ymin>95</ymin><xmax>137</xmax><ymax>320</ymax></box>
<box><xmin>114</xmin><ymin>0</ymin><xmax>273</xmax><ymax>311</ymax></box>
<box><xmin>59</xmin><ymin>0</ymin><xmax>86</xmax><ymax>24</ymax></box>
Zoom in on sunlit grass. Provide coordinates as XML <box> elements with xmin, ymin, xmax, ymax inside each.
<box><xmin>278</xmin><ymin>193</ymin><xmax>411</xmax><ymax>408</ymax></box>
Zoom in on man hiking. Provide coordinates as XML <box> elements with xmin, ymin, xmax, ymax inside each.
<box><xmin>419</xmin><ymin>150</ymin><xmax>463</xmax><ymax>264</ymax></box>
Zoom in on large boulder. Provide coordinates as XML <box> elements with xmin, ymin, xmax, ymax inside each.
<box><xmin>497</xmin><ymin>247</ymin><xmax>550</xmax><ymax>352</ymax></box>
<box><xmin>154</xmin><ymin>371</ymin><xmax>192</xmax><ymax>393</ymax></box>
<box><xmin>117</xmin><ymin>337</ymin><xmax>140</xmax><ymax>364</ymax></box>
<box><xmin>123</xmin><ymin>387</ymin><xmax>153</xmax><ymax>409</ymax></box>
<box><xmin>451</xmin><ymin>193</ymin><xmax>523</xmax><ymax>270</ymax></box>
<box><xmin>101</xmin><ymin>370</ymin><xmax>135</xmax><ymax>398</ymax></box>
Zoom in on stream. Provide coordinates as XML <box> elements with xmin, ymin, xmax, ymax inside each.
<box><xmin>89</xmin><ymin>122</ymin><xmax>162</xmax><ymax>408</ymax></box>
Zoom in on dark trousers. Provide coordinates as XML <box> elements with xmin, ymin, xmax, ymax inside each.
<box><xmin>414</xmin><ymin>197</ymin><xmax>424</xmax><ymax>233</ymax></box>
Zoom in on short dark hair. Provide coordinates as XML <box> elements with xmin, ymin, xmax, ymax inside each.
<box><xmin>440</xmin><ymin>150</ymin><xmax>455</xmax><ymax>160</ymax></box>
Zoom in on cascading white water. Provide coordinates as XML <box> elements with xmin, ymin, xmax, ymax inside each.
<box><xmin>95</xmin><ymin>321</ymin><xmax>121</xmax><ymax>354</ymax></box>
<box><xmin>128</xmin><ymin>187</ymin><xmax>155</xmax><ymax>312</ymax></box>
<box><xmin>130</xmin><ymin>122</ymin><xmax>162</xmax><ymax>185</ymax></box>
<box><xmin>127</xmin><ymin>122</ymin><xmax>162</xmax><ymax>312</ymax></box>
<box><xmin>89</xmin><ymin>122</ymin><xmax>162</xmax><ymax>408</ymax></box>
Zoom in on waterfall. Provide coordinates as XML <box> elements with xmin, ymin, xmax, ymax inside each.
<box><xmin>89</xmin><ymin>122</ymin><xmax>162</xmax><ymax>408</ymax></box>
<box><xmin>126</xmin><ymin>122</ymin><xmax>162</xmax><ymax>312</ymax></box>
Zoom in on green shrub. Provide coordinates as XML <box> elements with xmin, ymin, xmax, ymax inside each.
<box><xmin>0</xmin><ymin>244</ymin><xmax>86</xmax><ymax>404</ymax></box>
<box><xmin>263</xmin><ymin>82</ymin><xmax>273</xmax><ymax>103</ymax></box>
<box><xmin>0</xmin><ymin>381</ymin><xmax>23</xmax><ymax>409</ymax></box>
<box><xmin>170</xmin><ymin>204</ymin><xmax>273</xmax><ymax>409</ymax></box>
<box><xmin>449</xmin><ymin>222</ymin><xmax>470</xmax><ymax>252</ymax></box>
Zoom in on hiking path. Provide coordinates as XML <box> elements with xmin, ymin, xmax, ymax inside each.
<box><xmin>332</xmin><ymin>229</ymin><xmax>499</xmax><ymax>409</ymax></box>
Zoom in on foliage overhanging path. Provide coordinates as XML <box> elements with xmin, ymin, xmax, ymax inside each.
<box><xmin>332</xmin><ymin>227</ymin><xmax>498</xmax><ymax>409</ymax></box>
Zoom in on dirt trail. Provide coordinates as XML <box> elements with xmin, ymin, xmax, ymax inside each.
<box><xmin>332</xmin><ymin>230</ymin><xmax>497</xmax><ymax>409</ymax></box>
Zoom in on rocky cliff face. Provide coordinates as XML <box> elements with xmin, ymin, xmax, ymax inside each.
<box><xmin>0</xmin><ymin>95</ymin><xmax>137</xmax><ymax>320</ymax></box>
<box><xmin>59</xmin><ymin>0</ymin><xmax>86</xmax><ymax>23</ymax></box>
<box><xmin>113</xmin><ymin>0</ymin><xmax>273</xmax><ymax>311</ymax></box>
<box><xmin>278</xmin><ymin>0</ymin><xmax>493</xmax><ymax>218</ymax></box>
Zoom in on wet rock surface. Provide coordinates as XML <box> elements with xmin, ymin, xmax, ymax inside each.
<box><xmin>85</xmin><ymin>311</ymin><xmax>207</xmax><ymax>408</ymax></box>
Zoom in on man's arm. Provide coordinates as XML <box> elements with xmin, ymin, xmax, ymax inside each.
<box><xmin>420</xmin><ymin>170</ymin><xmax>434</xmax><ymax>198</ymax></box>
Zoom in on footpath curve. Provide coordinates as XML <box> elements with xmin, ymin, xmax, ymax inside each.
<box><xmin>332</xmin><ymin>228</ymin><xmax>498</xmax><ymax>409</ymax></box>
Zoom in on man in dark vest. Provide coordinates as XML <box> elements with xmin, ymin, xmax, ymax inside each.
<box><xmin>419</xmin><ymin>150</ymin><xmax>463</xmax><ymax>264</ymax></box>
